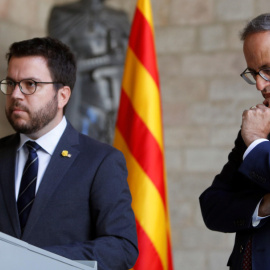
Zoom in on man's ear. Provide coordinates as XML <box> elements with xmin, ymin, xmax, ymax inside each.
<box><xmin>58</xmin><ymin>86</ymin><xmax>71</xmax><ymax>109</ymax></box>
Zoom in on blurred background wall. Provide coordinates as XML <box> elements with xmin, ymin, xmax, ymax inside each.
<box><xmin>0</xmin><ymin>0</ymin><xmax>268</xmax><ymax>269</ymax></box>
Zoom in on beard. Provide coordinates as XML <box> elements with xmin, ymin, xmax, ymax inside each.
<box><xmin>5</xmin><ymin>93</ymin><xmax>58</xmax><ymax>134</ymax></box>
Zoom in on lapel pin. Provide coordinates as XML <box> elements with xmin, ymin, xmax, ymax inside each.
<box><xmin>61</xmin><ymin>150</ymin><xmax>72</xmax><ymax>158</ymax></box>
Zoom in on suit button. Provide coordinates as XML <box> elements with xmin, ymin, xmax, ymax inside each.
<box><xmin>240</xmin><ymin>245</ymin><xmax>244</xmax><ymax>253</ymax></box>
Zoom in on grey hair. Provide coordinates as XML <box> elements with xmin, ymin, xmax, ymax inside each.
<box><xmin>240</xmin><ymin>13</ymin><xmax>270</xmax><ymax>40</ymax></box>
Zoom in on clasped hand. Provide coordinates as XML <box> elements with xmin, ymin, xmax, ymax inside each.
<box><xmin>242</xmin><ymin>102</ymin><xmax>270</xmax><ymax>217</ymax></box>
<box><xmin>241</xmin><ymin>101</ymin><xmax>270</xmax><ymax>147</ymax></box>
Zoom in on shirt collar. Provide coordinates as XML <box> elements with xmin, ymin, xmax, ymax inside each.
<box><xmin>18</xmin><ymin>117</ymin><xmax>67</xmax><ymax>155</ymax></box>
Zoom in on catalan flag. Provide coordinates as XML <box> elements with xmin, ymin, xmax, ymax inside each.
<box><xmin>113</xmin><ymin>0</ymin><xmax>174</xmax><ymax>269</ymax></box>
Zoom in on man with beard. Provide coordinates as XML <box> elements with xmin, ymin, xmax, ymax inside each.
<box><xmin>200</xmin><ymin>13</ymin><xmax>270</xmax><ymax>270</ymax></box>
<box><xmin>0</xmin><ymin>37</ymin><xmax>138</xmax><ymax>270</ymax></box>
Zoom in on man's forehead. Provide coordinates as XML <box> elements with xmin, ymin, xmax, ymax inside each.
<box><xmin>244</xmin><ymin>31</ymin><xmax>270</xmax><ymax>67</ymax></box>
<box><xmin>7</xmin><ymin>56</ymin><xmax>51</xmax><ymax>80</ymax></box>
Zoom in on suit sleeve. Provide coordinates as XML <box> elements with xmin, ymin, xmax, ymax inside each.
<box><xmin>199</xmin><ymin>130</ymin><xmax>268</xmax><ymax>233</ymax></box>
<box><xmin>43</xmin><ymin>150</ymin><xmax>138</xmax><ymax>270</ymax></box>
<box><xmin>239</xmin><ymin>141</ymin><xmax>270</xmax><ymax>191</ymax></box>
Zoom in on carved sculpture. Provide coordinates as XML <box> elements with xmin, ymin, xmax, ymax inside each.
<box><xmin>48</xmin><ymin>0</ymin><xmax>130</xmax><ymax>144</ymax></box>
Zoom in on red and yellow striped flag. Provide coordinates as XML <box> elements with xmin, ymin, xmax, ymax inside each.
<box><xmin>113</xmin><ymin>0</ymin><xmax>174</xmax><ymax>269</ymax></box>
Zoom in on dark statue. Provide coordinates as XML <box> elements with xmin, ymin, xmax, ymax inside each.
<box><xmin>48</xmin><ymin>0</ymin><xmax>130</xmax><ymax>144</ymax></box>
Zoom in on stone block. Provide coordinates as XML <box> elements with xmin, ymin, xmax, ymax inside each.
<box><xmin>0</xmin><ymin>21</ymin><xmax>28</xmax><ymax>52</ymax></box>
<box><xmin>210</xmin><ymin>126</ymin><xmax>240</xmax><ymax>147</ymax></box>
<box><xmin>172</xmin><ymin>250</ymin><xmax>206</xmax><ymax>270</ymax></box>
<box><xmin>37</xmin><ymin>1</ymin><xmax>55</xmax><ymax>30</ymax></box>
<box><xmin>164</xmin><ymin>126</ymin><xmax>209</xmax><ymax>148</ymax></box>
<box><xmin>188</xmin><ymin>100</ymin><xmax>240</xmax><ymax>125</ymax></box>
<box><xmin>163</xmin><ymin>102</ymin><xmax>189</xmax><ymax>126</ymax></box>
<box><xmin>228</xmin><ymin>22</ymin><xmax>246</xmax><ymax>50</ymax></box>
<box><xmin>216</xmin><ymin>0</ymin><xmax>253</xmax><ymax>21</ymax></box>
<box><xmin>161</xmin><ymin>76</ymin><xmax>208</xmax><ymax>103</ymax></box>
<box><xmin>209</xmin><ymin>78</ymin><xmax>259</xmax><ymax>101</ymax></box>
<box><xmin>8</xmin><ymin>0</ymin><xmax>39</xmax><ymax>28</ymax></box>
<box><xmin>185</xmin><ymin>147</ymin><xmax>229</xmax><ymax>172</ymax></box>
<box><xmin>28</xmin><ymin>29</ymin><xmax>47</xmax><ymax>40</ymax></box>
<box><xmin>255</xmin><ymin>0</ymin><xmax>270</xmax><ymax>15</ymax></box>
<box><xmin>200</xmin><ymin>25</ymin><xmax>227</xmax><ymax>52</ymax></box>
<box><xmin>181</xmin><ymin>172</ymin><xmax>216</xmax><ymax>194</ymax></box>
<box><xmin>181</xmin><ymin>227</ymin><xmax>233</xmax><ymax>249</ymax></box>
<box><xmin>167</xmin><ymin>172</ymin><xmax>214</xmax><ymax>207</ymax></box>
<box><xmin>238</xmin><ymin>98</ymin><xmax>264</xmax><ymax>112</ymax></box>
<box><xmin>158</xmin><ymin>54</ymin><xmax>182</xmax><ymax>80</ymax></box>
<box><xmin>165</xmin><ymin>147</ymin><xmax>183</xmax><ymax>171</ymax></box>
<box><xmin>170</xmin><ymin>0</ymin><xmax>214</xmax><ymax>25</ymax></box>
<box><xmin>151</xmin><ymin>0</ymin><xmax>170</xmax><ymax>26</ymax></box>
<box><xmin>181</xmin><ymin>52</ymin><xmax>245</xmax><ymax>77</ymax></box>
<box><xmin>209</xmin><ymin>251</ymin><xmax>233</xmax><ymax>270</ymax></box>
<box><xmin>170</xmin><ymin>201</ymin><xmax>193</xmax><ymax>229</ymax></box>
<box><xmin>156</xmin><ymin>27</ymin><xmax>196</xmax><ymax>54</ymax></box>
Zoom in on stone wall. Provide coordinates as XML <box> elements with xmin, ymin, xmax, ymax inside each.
<box><xmin>0</xmin><ymin>0</ymin><xmax>268</xmax><ymax>269</ymax></box>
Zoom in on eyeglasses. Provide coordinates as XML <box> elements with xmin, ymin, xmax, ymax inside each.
<box><xmin>0</xmin><ymin>79</ymin><xmax>63</xmax><ymax>95</ymax></box>
<box><xmin>240</xmin><ymin>68</ymin><xmax>270</xmax><ymax>85</ymax></box>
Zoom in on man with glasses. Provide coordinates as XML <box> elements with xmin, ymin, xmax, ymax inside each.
<box><xmin>0</xmin><ymin>37</ymin><xmax>138</xmax><ymax>270</ymax></box>
<box><xmin>200</xmin><ymin>13</ymin><xmax>270</xmax><ymax>270</ymax></box>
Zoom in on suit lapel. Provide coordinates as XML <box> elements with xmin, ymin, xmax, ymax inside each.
<box><xmin>0</xmin><ymin>134</ymin><xmax>21</xmax><ymax>238</ymax></box>
<box><xmin>22</xmin><ymin>123</ymin><xmax>80</xmax><ymax>240</ymax></box>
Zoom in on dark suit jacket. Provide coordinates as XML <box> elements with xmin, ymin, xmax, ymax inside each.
<box><xmin>0</xmin><ymin>122</ymin><xmax>138</xmax><ymax>270</ymax></box>
<box><xmin>200</xmin><ymin>130</ymin><xmax>270</xmax><ymax>270</ymax></box>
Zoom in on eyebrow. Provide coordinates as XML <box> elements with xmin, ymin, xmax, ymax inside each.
<box><xmin>247</xmin><ymin>65</ymin><xmax>270</xmax><ymax>72</ymax></box>
<box><xmin>5</xmin><ymin>76</ymin><xmax>41</xmax><ymax>81</ymax></box>
<box><xmin>261</xmin><ymin>65</ymin><xmax>270</xmax><ymax>69</ymax></box>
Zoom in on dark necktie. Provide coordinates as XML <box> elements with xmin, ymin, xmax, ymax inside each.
<box><xmin>17</xmin><ymin>141</ymin><xmax>41</xmax><ymax>231</ymax></box>
<box><xmin>242</xmin><ymin>238</ymin><xmax>252</xmax><ymax>270</ymax></box>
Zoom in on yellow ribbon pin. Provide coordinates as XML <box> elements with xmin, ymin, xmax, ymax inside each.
<box><xmin>61</xmin><ymin>150</ymin><xmax>71</xmax><ymax>158</ymax></box>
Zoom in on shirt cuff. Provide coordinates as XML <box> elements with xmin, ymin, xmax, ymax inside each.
<box><xmin>252</xmin><ymin>198</ymin><xmax>270</xmax><ymax>227</ymax></box>
<box><xmin>243</xmin><ymin>139</ymin><xmax>269</xmax><ymax>160</ymax></box>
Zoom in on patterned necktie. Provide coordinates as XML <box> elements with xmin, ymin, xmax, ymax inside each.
<box><xmin>242</xmin><ymin>238</ymin><xmax>252</xmax><ymax>270</ymax></box>
<box><xmin>17</xmin><ymin>141</ymin><xmax>41</xmax><ymax>231</ymax></box>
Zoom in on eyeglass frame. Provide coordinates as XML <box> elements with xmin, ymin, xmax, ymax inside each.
<box><xmin>0</xmin><ymin>78</ymin><xmax>64</xmax><ymax>95</ymax></box>
<box><xmin>240</xmin><ymin>67</ymin><xmax>270</xmax><ymax>85</ymax></box>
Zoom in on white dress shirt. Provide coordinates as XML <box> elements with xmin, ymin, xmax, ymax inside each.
<box><xmin>15</xmin><ymin>117</ymin><xmax>67</xmax><ymax>200</ymax></box>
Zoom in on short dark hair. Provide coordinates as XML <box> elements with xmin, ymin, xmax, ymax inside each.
<box><xmin>6</xmin><ymin>37</ymin><xmax>77</xmax><ymax>91</ymax></box>
<box><xmin>240</xmin><ymin>13</ymin><xmax>270</xmax><ymax>41</ymax></box>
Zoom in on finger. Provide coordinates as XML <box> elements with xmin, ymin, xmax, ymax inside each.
<box><xmin>256</xmin><ymin>103</ymin><xmax>270</xmax><ymax>110</ymax></box>
<box><xmin>250</xmin><ymin>105</ymin><xmax>257</xmax><ymax>110</ymax></box>
<box><xmin>242</xmin><ymin>109</ymin><xmax>249</xmax><ymax>117</ymax></box>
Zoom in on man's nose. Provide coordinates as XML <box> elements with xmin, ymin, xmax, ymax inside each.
<box><xmin>10</xmin><ymin>83</ymin><xmax>23</xmax><ymax>98</ymax></box>
<box><xmin>256</xmin><ymin>75</ymin><xmax>270</xmax><ymax>92</ymax></box>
